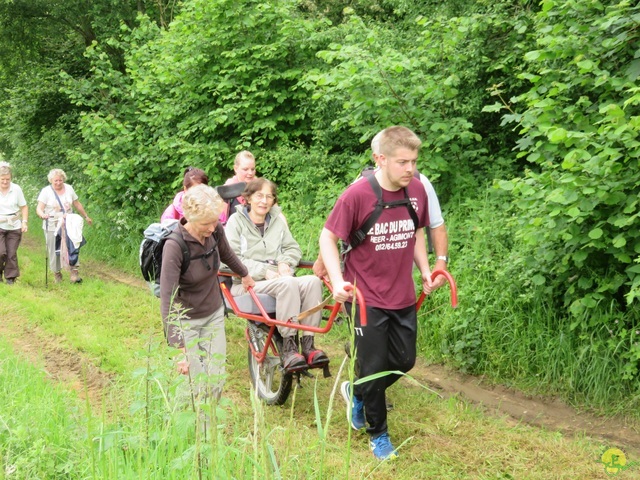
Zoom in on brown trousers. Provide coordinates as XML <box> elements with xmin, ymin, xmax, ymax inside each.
<box><xmin>0</xmin><ymin>228</ymin><xmax>22</xmax><ymax>280</ymax></box>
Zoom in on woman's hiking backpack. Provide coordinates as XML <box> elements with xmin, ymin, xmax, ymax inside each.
<box><xmin>141</xmin><ymin>183</ymin><xmax>246</xmax><ymax>296</ymax></box>
<box><xmin>140</xmin><ymin>220</ymin><xmax>190</xmax><ymax>297</ymax></box>
<box><xmin>140</xmin><ymin>219</ymin><xmax>220</xmax><ymax>297</ymax></box>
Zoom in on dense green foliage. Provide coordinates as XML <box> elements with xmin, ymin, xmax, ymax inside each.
<box><xmin>0</xmin><ymin>0</ymin><xmax>638</xmax><ymax>409</ymax></box>
<box><xmin>490</xmin><ymin>0</ymin><xmax>640</xmax><ymax>382</ymax></box>
<box><xmin>517</xmin><ymin>1</ymin><xmax>638</xmax><ymax>307</ymax></box>
<box><xmin>60</xmin><ymin>0</ymin><xmax>327</xmax><ymax>220</ymax></box>
<box><xmin>0</xmin><ymin>1</ymin><xmax>176</xmax><ymax>176</ymax></box>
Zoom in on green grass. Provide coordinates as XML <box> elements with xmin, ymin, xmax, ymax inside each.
<box><xmin>0</xmin><ymin>338</ymin><xmax>90</xmax><ymax>478</ymax></box>
<box><xmin>1</xmin><ymin>194</ymin><xmax>637</xmax><ymax>478</ymax></box>
<box><xmin>0</xmin><ymin>231</ymin><xmax>632</xmax><ymax>479</ymax></box>
<box><xmin>0</xmin><ymin>325</ymin><xmax>623</xmax><ymax>479</ymax></box>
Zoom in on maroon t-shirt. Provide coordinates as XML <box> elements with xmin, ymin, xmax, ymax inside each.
<box><xmin>324</xmin><ymin>177</ymin><xmax>429</xmax><ymax>309</ymax></box>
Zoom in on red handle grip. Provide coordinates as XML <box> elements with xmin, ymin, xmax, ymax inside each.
<box><xmin>345</xmin><ymin>284</ymin><xmax>367</xmax><ymax>327</ymax></box>
<box><xmin>416</xmin><ymin>269</ymin><xmax>458</xmax><ymax>310</ymax></box>
<box><xmin>322</xmin><ymin>281</ymin><xmax>367</xmax><ymax>327</ymax></box>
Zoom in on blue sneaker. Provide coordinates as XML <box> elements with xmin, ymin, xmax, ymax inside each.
<box><xmin>369</xmin><ymin>433</ymin><xmax>398</xmax><ymax>460</ymax></box>
<box><xmin>340</xmin><ymin>381</ymin><xmax>365</xmax><ymax>430</ymax></box>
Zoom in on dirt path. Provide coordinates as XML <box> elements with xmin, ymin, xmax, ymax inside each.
<box><xmin>5</xmin><ymin>245</ymin><xmax>640</xmax><ymax>455</ymax></box>
<box><xmin>3</xmin><ymin>235</ymin><xmax>120</xmax><ymax>411</ymax></box>
<box><xmin>0</xmin><ymin>318</ymin><xmax>114</xmax><ymax>412</ymax></box>
<box><xmin>411</xmin><ymin>360</ymin><xmax>640</xmax><ymax>455</ymax></box>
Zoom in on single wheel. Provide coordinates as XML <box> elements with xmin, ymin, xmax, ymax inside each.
<box><xmin>247</xmin><ymin>322</ymin><xmax>292</xmax><ymax>405</ymax></box>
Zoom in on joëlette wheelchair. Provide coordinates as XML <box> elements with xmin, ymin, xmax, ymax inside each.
<box><xmin>214</xmin><ymin>182</ymin><xmax>457</xmax><ymax>405</ymax></box>
<box><xmin>218</xmin><ymin>265</ymin><xmax>457</xmax><ymax>406</ymax></box>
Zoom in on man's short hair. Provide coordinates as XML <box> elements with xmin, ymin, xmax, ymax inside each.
<box><xmin>378</xmin><ymin>126</ymin><xmax>422</xmax><ymax>157</ymax></box>
<box><xmin>371</xmin><ymin>131</ymin><xmax>383</xmax><ymax>155</ymax></box>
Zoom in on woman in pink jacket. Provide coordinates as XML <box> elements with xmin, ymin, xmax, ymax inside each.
<box><xmin>161</xmin><ymin>167</ymin><xmax>209</xmax><ymax>222</ymax></box>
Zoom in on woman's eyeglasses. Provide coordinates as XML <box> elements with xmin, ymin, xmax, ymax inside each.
<box><xmin>253</xmin><ymin>193</ymin><xmax>275</xmax><ymax>202</ymax></box>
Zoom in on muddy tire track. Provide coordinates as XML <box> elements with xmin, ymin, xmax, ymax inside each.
<box><xmin>410</xmin><ymin>360</ymin><xmax>640</xmax><ymax>455</ymax></box>
<box><xmin>0</xmin><ymin>318</ymin><xmax>114</xmax><ymax>412</ymax></box>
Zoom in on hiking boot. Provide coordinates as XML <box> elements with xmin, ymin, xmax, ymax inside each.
<box><xmin>281</xmin><ymin>336</ymin><xmax>307</xmax><ymax>373</ymax></box>
<box><xmin>369</xmin><ymin>433</ymin><xmax>398</xmax><ymax>460</ymax></box>
<box><xmin>300</xmin><ymin>335</ymin><xmax>329</xmax><ymax>368</ymax></box>
<box><xmin>340</xmin><ymin>381</ymin><xmax>365</xmax><ymax>430</ymax></box>
<box><xmin>5</xmin><ymin>278</ymin><xmax>15</xmax><ymax>285</ymax></box>
<box><xmin>70</xmin><ymin>267</ymin><xmax>82</xmax><ymax>284</ymax></box>
<box><xmin>54</xmin><ymin>272</ymin><xmax>63</xmax><ymax>283</ymax></box>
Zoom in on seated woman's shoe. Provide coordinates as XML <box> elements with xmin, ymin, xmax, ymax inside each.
<box><xmin>281</xmin><ymin>336</ymin><xmax>307</xmax><ymax>373</ymax></box>
<box><xmin>301</xmin><ymin>335</ymin><xmax>329</xmax><ymax>367</ymax></box>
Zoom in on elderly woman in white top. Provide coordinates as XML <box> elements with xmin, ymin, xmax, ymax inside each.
<box><xmin>36</xmin><ymin>169</ymin><xmax>92</xmax><ymax>284</ymax></box>
<box><xmin>0</xmin><ymin>162</ymin><xmax>28</xmax><ymax>284</ymax></box>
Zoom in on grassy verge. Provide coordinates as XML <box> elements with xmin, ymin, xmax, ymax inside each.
<box><xmin>419</xmin><ymin>190</ymin><xmax>640</xmax><ymax>415</ymax></box>
<box><xmin>0</xmin><ymin>338</ymin><xmax>91</xmax><ymax>479</ymax></box>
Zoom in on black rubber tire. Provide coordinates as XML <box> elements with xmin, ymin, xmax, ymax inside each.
<box><xmin>247</xmin><ymin>323</ymin><xmax>293</xmax><ymax>405</ymax></box>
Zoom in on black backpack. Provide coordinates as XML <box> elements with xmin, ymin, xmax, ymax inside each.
<box><xmin>139</xmin><ymin>220</ymin><xmax>217</xmax><ymax>297</ymax></box>
<box><xmin>347</xmin><ymin>169</ymin><xmax>419</xmax><ymax>250</ymax></box>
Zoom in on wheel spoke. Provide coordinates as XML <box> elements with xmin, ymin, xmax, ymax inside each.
<box><xmin>247</xmin><ymin>324</ymin><xmax>292</xmax><ymax>405</ymax></box>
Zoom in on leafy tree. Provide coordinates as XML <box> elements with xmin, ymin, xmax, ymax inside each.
<box><xmin>304</xmin><ymin>1</ymin><xmax>536</xmax><ymax>201</ymax></box>
<box><xmin>0</xmin><ymin>1</ymin><xmax>179</xmax><ymax>176</ymax></box>
<box><xmin>496</xmin><ymin>0</ymin><xmax>640</xmax><ymax>312</ymax></box>
<box><xmin>491</xmin><ymin>0</ymin><xmax>640</xmax><ymax>385</ymax></box>
<box><xmin>63</xmin><ymin>0</ymin><xmax>324</xmax><ymax>220</ymax></box>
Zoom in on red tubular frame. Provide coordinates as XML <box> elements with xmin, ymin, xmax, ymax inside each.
<box><xmin>219</xmin><ymin>272</ymin><xmax>366</xmax><ymax>364</ymax></box>
<box><xmin>416</xmin><ymin>269</ymin><xmax>458</xmax><ymax>310</ymax></box>
<box><xmin>222</xmin><ymin>266</ymin><xmax>456</xmax><ymax>365</ymax></box>
<box><xmin>220</xmin><ymin>278</ymin><xmax>366</xmax><ymax>332</ymax></box>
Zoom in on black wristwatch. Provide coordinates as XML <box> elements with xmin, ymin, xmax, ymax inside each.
<box><xmin>436</xmin><ymin>255</ymin><xmax>449</xmax><ymax>264</ymax></box>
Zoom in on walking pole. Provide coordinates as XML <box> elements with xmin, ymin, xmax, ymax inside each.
<box><xmin>45</xmin><ymin>218</ymin><xmax>48</xmax><ymax>288</ymax></box>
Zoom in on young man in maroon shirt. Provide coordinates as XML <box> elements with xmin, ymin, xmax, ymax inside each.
<box><xmin>319</xmin><ymin>126</ymin><xmax>435</xmax><ymax>460</ymax></box>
